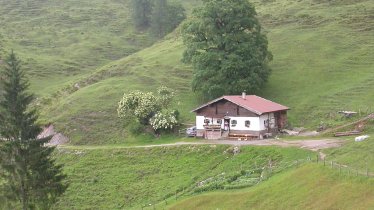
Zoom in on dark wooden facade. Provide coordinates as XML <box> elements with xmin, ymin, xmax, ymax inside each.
<box><xmin>274</xmin><ymin>111</ymin><xmax>287</xmax><ymax>129</ymax></box>
<box><xmin>196</xmin><ymin>99</ymin><xmax>258</xmax><ymax>118</ymax></box>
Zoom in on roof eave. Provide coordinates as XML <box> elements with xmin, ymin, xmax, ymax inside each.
<box><xmin>261</xmin><ymin>108</ymin><xmax>290</xmax><ymax>115</ymax></box>
<box><xmin>190</xmin><ymin>96</ymin><xmax>225</xmax><ymax>113</ymax></box>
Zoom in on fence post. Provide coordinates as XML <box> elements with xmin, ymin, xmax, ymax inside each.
<box><xmin>324</xmin><ymin>159</ymin><xmax>326</xmax><ymax>166</ymax></box>
<box><xmin>316</xmin><ymin>154</ymin><xmax>319</xmax><ymax>163</ymax></box>
<box><xmin>367</xmin><ymin>168</ymin><xmax>369</xmax><ymax>177</ymax></box>
<box><xmin>366</xmin><ymin>161</ymin><xmax>369</xmax><ymax>177</ymax></box>
<box><xmin>339</xmin><ymin>164</ymin><xmax>342</xmax><ymax>174</ymax></box>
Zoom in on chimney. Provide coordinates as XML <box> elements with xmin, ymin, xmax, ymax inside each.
<box><xmin>242</xmin><ymin>91</ymin><xmax>246</xmax><ymax>100</ymax></box>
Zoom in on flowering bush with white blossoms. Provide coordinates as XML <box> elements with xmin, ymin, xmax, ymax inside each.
<box><xmin>157</xmin><ymin>86</ymin><xmax>175</xmax><ymax>108</ymax></box>
<box><xmin>117</xmin><ymin>91</ymin><xmax>160</xmax><ymax>124</ymax></box>
<box><xmin>117</xmin><ymin>86</ymin><xmax>179</xmax><ymax>132</ymax></box>
<box><xmin>149</xmin><ymin>110</ymin><xmax>179</xmax><ymax>132</ymax></box>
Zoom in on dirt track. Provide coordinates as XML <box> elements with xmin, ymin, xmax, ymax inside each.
<box><xmin>59</xmin><ymin>139</ymin><xmax>345</xmax><ymax>160</ymax></box>
<box><xmin>126</xmin><ymin>139</ymin><xmax>345</xmax><ymax>152</ymax></box>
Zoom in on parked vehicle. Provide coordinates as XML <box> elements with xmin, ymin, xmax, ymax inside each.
<box><xmin>186</xmin><ymin>126</ymin><xmax>197</xmax><ymax>137</ymax></box>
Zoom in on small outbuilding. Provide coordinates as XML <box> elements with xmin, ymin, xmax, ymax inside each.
<box><xmin>192</xmin><ymin>93</ymin><xmax>289</xmax><ymax>140</ymax></box>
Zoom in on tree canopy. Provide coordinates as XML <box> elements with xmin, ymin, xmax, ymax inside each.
<box><xmin>182</xmin><ymin>0</ymin><xmax>273</xmax><ymax>99</ymax></box>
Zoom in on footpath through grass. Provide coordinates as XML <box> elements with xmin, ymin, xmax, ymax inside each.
<box><xmin>168</xmin><ymin>164</ymin><xmax>374</xmax><ymax>210</ymax></box>
<box><xmin>52</xmin><ymin>145</ymin><xmax>313</xmax><ymax>209</ymax></box>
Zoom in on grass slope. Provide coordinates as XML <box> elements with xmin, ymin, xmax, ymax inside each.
<box><xmin>36</xmin><ymin>0</ymin><xmax>374</xmax><ymax>144</ymax></box>
<box><xmin>169</xmin><ymin>164</ymin><xmax>374</xmax><ymax>210</ymax></box>
<box><xmin>259</xmin><ymin>0</ymin><xmax>374</xmax><ymax>127</ymax></box>
<box><xmin>0</xmin><ymin>0</ymin><xmax>158</xmax><ymax>96</ymax></box>
<box><xmin>52</xmin><ymin>145</ymin><xmax>313</xmax><ymax>209</ymax></box>
<box><xmin>41</xmin><ymin>38</ymin><xmax>197</xmax><ymax>144</ymax></box>
<box><xmin>324</xmin><ymin>134</ymin><xmax>374</xmax><ymax>171</ymax></box>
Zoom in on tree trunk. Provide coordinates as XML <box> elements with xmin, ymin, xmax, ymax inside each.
<box><xmin>20</xmin><ymin>179</ymin><xmax>28</xmax><ymax>210</ymax></box>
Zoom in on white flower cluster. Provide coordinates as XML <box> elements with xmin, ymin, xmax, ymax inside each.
<box><xmin>149</xmin><ymin>110</ymin><xmax>179</xmax><ymax>131</ymax></box>
<box><xmin>117</xmin><ymin>87</ymin><xmax>178</xmax><ymax>130</ymax></box>
<box><xmin>117</xmin><ymin>91</ymin><xmax>160</xmax><ymax>121</ymax></box>
<box><xmin>157</xmin><ymin>86</ymin><xmax>175</xmax><ymax>108</ymax></box>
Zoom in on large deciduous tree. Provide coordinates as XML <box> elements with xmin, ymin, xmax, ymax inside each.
<box><xmin>0</xmin><ymin>51</ymin><xmax>67</xmax><ymax>210</ymax></box>
<box><xmin>182</xmin><ymin>0</ymin><xmax>273</xmax><ymax>99</ymax></box>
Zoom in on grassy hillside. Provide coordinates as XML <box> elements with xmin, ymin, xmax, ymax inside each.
<box><xmin>324</xmin><ymin>134</ymin><xmax>374</xmax><ymax>170</ymax></box>
<box><xmin>51</xmin><ymin>145</ymin><xmax>312</xmax><ymax>209</ymax></box>
<box><xmin>0</xmin><ymin>0</ymin><xmax>158</xmax><ymax>96</ymax></box>
<box><xmin>169</xmin><ymin>164</ymin><xmax>374</xmax><ymax>210</ymax></box>
<box><xmin>40</xmin><ymin>39</ymin><xmax>198</xmax><ymax>144</ymax></box>
<box><xmin>33</xmin><ymin>0</ymin><xmax>374</xmax><ymax>144</ymax></box>
<box><xmin>259</xmin><ymin>0</ymin><xmax>374</xmax><ymax>127</ymax></box>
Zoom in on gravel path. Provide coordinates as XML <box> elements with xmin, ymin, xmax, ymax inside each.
<box><xmin>59</xmin><ymin>139</ymin><xmax>345</xmax><ymax>160</ymax></box>
<box><xmin>113</xmin><ymin>139</ymin><xmax>345</xmax><ymax>152</ymax></box>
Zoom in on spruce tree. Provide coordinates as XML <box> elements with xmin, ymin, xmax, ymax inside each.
<box><xmin>0</xmin><ymin>51</ymin><xmax>67</xmax><ymax>210</ymax></box>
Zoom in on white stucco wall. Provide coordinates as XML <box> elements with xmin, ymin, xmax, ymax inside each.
<box><xmin>196</xmin><ymin>116</ymin><xmax>224</xmax><ymax>129</ymax></box>
<box><xmin>196</xmin><ymin>116</ymin><xmax>263</xmax><ymax>131</ymax></box>
<box><xmin>228</xmin><ymin>117</ymin><xmax>261</xmax><ymax>131</ymax></box>
<box><xmin>196</xmin><ymin>116</ymin><xmax>205</xmax><ymax>129</ymax></box>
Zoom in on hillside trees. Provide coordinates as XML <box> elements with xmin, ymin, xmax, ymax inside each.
<box><xmin>130</xmin><ymin>0</ymin><xmax>186</xmax><ymax>37</ymax></box>
<box><xmin>151</xmin><ymin>0</ymin><xmax>186</xmax><ymax>37</ymax></box>
<box><xmin>182</xmin><ymin>0</ymin><xmax>273</xmax><ymax>99</ymax></box>
<box><xmin>131</xmin><ymin>0</ymin><xmax>153</xmax><ymax>28</ymax></box>
<box><xmin>0</xmin><ymin>51</ymin><xmax>67</xmax><ymax>209</ymax></box>
<box><xmin>117</xmin><ymin>86</ymin><xmax>179</xmax><ymax>133</ymax></box>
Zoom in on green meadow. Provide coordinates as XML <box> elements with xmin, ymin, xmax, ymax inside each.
<box><xmin>53</xmin><ymin>145</ymin><xmax>313</xmax><ymax>209</ymax></box>
<box><xmin>168</xmin><ymin>164</ymin><xmax>374</xmax><ymax>210</ymax></box>
<box><xmin>0</xmin><ymin>0</ymin><xmax>373</xmax><ymax>209</ymax></box>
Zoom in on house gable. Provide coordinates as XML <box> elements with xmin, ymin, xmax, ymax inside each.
<box><xmin>195</xmin><ymin>99</ymin><xmax>258</xmax><ymax>118</ymax></box>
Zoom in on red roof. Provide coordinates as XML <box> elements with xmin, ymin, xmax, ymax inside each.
<box><xmin>192</xmin><ymin>95</ymin><xmax>289</xmax><ymax>115</ymax></box>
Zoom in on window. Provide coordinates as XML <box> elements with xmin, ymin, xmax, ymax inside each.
<box><xmin>204</xmin><ymin>119</ymin><xmax>210</xmax><ymax>124</ymax></box>
<box><xmin>217</xmin><ymin>119</ymin><xmax>222</xmax><ymax>124</ymax></box>
<box><xmin>231</xmin><ymin>120</ymin><xmax>237</xmax><ymax>127</ymax></box>
<box><xmin>245</xmin><ymin>120</ymin><xmax>251</xmax><ymax>128</ymax></box>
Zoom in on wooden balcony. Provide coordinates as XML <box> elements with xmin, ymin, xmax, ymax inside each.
<box><xmin>203</xmin><ymin>124</ymin><xmax>222</xmax><ymax>131</ymax></box>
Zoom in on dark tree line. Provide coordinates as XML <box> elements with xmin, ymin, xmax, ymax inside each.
<box><xmin>0</xmin><ymin>51</ymin><xmax>67</xmax><ymax>209</ymax></box>
<box><xmin>131</xmin><ymin>0</ymin><xmax>186</xmax><ymax>37</ymax></box>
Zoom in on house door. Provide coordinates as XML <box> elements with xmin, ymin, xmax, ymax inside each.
<box><xmin>224</xmin><ymin>118</ymin><xmax>230</xmax><ymax>131</ymax></box>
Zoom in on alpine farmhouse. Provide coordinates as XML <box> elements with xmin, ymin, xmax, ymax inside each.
<box><xmin>192</xmin><ymin>93</ymin><xmax>289</xmax><ymax>140</ymax></box>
